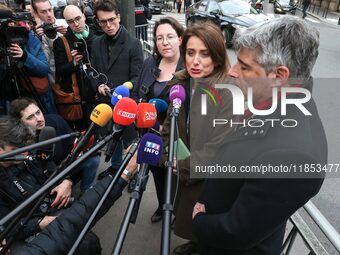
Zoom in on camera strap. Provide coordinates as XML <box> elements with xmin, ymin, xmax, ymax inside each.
<box><xmin>60</xmin><ymin>36</ymin><xmax>80</xmax><ymax>95</ymax></box>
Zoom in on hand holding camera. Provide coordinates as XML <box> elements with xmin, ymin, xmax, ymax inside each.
<box><xmin>8</xmin><ymin>43</ymin><xmax>24</xmax><ymax>59</ymax></box>
<box><xmin>71</xmin><ymin>49</ymin><xmax>83</xmax><ymax>66</ymax></box>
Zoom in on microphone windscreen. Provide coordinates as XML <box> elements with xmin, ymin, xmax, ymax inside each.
<box><xmin>113</xmin><ymin>97</ymin><xmax>138</xmax><ymax>126</ymax></box>
<box><xmin>137</xmin><ymin>133</ymin><xmax>163</xmax><ymax>166</ymax></box>
<box><xmin>169</xmin><ymin>85</ymin><xmax>186</xmax><ymax>104</ymax></box>
<box><xmin>38</xmin><ymin>126</ymin><xmax>56</xmax><ymax>149</ymax></box>
<box><xmin>36</xmin><ymin>126</ymin><xmax>56</xmax><ymax>161</ymax></box>
<box><xmin>123</xmin><ymin>81</ymin><xmax>133</xmax><ymax>90</ymax></box>
<box><xmin>149</xmin><ymin>98</ymin><xmax>169</xmax><ymax>113</ymax></box>
<box><xmin>0</xmin><ymin>9</ymin><xmax>13</xmax><ymax>19</ymax></box>
<box><xmin>90</xmin><ymin>104</ymin><xmax>113</xmax><ymax>127</ymax></box>
<box><xmin>111</xmin><ymin>85</ymin><xmax>130</xmax><ymax>106</ymax></box>
<box><xmin>136</xmin><ymin>103</ymin><xmax>157</xmax><ymax>129</ymax></box>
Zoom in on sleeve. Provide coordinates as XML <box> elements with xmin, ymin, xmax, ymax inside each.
<box><xmin>129</xmin><ymin>39</ymin><xmax>144</xmax><ymax>90</ymax></box>
<box><xmin>24</xmin><ymin>32</ymin><xmax>49</xmax><ymax>76</ymax></box>
<box><xmin>131</xmin><ymin>57</ymin><xmax>151</xmax><ymax>101</ymax></box>
<box><xmin>89</xmin><ymin>37</ymin><xmax>102</xmax><ymax>91</ymax></box>
<box><xmin>53</xmin><ymin>37</ymin><xmax>76</xmax><ymax>88</ymax></box>
<box><xmin>14</xmin><ymin>176</ymin><xmax>128</xmax><ymax>255</ymax></box>
<box><xmin>192</xmin><ymin>151</ymin><xmax>324</xmax><ymax>250</ymax></box>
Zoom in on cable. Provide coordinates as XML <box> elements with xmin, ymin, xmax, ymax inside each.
<box><xmin>172</xmin><ymin>120</ymin><xmax>180</xmax><ymax>208</ymax></box>
<box><xmin>80</xmin><ymin>37</ymin><xmax>109</xmax><ymax>85</ymax></box>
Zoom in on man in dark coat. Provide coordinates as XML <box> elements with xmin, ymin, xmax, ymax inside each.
<box><xmin>91</xmin><ymin>0</ymin><xmax>143</xmax><ymax>175</ymax></box>
<box><xmin>53</xmin><ymin>4</ymin><xmax>97</xmax><ymax>131</ymax></box>
<box><xmin>192</xmin><ymin>16</ymin><xmax>327</xmax><ymax>255</ymax></box>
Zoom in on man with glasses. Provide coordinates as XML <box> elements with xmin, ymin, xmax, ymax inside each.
<box><xmin>53</xmin><ymin>4</ymin><xmax>97</xmax><ymax>131</ymax></box>
<box><xmin>92</xmin><ymin>0</ymin><xmax>143</xmax><ymax>179</ymax></box>
<box><xmin>32</xmin><ymin>0</ymin><xmax>68</xmax><ymax>86</ymax></box>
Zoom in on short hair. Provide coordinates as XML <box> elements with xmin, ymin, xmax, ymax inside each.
<box><xmin>94</xmin><ymin>0</ymin><xmax>119</xmax><ymax>17</ymax></box>
<box><xmin>181</xmin><ymin>21</ymin><xmax>230</xmax><ymax>82</ymax></box>
<box><xmin>0</xmin><ymin>116</ymin><xmax>35</xmax><ymax>149</ymax></box>
<box><xmin>153</xmin><ymin>16</ymin><xmax>185</xmax><ymax>58</ymax></box>
<box><xmin>233</xmin><ymin>16</ymin><xmax>319</xmax><ymax>79</ymax></box>
<box><xmin>9</xmin><ymin>97</ymin><xmax>38</xmax><ymax>120</ymax></box>
<box><xmin>67</xmin><ymin>0</ymin><xmax>85</xmax><ymax>13</ymax></box>
<box><xmin>31</xmin><ymin>0</ymin><xmax>51</xmax><ymax>12</ymax></box>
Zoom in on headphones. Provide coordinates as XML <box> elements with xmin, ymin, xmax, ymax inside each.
<box><xmin>73</xmin><ymin>24</ymin><xmax>89</xmax><ymax>39</ymax></box>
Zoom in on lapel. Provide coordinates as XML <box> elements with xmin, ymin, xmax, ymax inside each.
<box><xmin>99</xmin><ymin>36</ymin><xmax>109</xmax><ymax>72</ymax></box>
<box><xmin>108</xmin><ymin>27</ymin><xmax>126</xmax><ymax>70</ymax></box>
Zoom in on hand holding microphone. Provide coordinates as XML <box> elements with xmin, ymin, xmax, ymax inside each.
<box><xmin>98</xmin><ymin>84</ymin><xmax>111</xmax><ymax>96</ymax></box>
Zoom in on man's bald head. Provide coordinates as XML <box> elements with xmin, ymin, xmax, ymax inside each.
<box><xmin>63</xmin><ymin>4</ymin><xmax>86</xmax><ymax>33</ymax></box>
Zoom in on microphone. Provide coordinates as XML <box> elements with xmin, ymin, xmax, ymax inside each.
<box><xmin>123</xmin><ymin>81</ymin><xmax>133</xmax><ymax>90</ymax></box>
<box><xmin>36</xmin><ymin>126</ymin><xmax>56</xmax><ymax>175</ymax></box>
<box><xmin>169</xmin><ymin>85</ymin><xmax>186</xmax><ymax>109</ymax></box>
<box><xmin>71</xmin><ymin>104</ymin><xmax>112</xmax><ymax>161</ymax></box>
<box><xmin>127</xmin><ymin>133</ymin><xmax>163</xmax><ymax>224</ymax></box>
<box><xmin>137</xmin><ymin>133</ymin><xmax>163</xmax><ymax>166</ymax></box>
<box><xmin>135</xmin><ymin>103</ymin><xmax>157</xmax><ymax>129</ymax></box>
<box><xmin>149</xmin><ymin>98</ymin><xmax>169</xmax><ymax>113</ymax></box>
<box><xmin>104</xmin><ymin>98</ymin><xmax>138</xmax><ymax>162</ymax></box>
<box><xmin>36</xmin><ymin>126</ymin><xmax>56</xmax><ymax>162</ymax></box>
<box><xmin>111</xmin><ymin>85</ymin><xmax>130</xmax><ymax>106</ymax></box>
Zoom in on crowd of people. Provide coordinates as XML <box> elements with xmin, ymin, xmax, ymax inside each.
<box><xmin>0</xmin><ymin>0</ymin><xmax>328</xmax><ymax>254</ymax></box>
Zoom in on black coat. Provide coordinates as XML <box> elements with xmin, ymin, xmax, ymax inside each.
<box><xmin>0</xmin><ymin>161</ymin><xmax>57</xmax><ymax>239</ymax></box>
<box><xmin>53</xmin><ymin>27</ymin><xmax>96</xmax><ymax>102</ymax></box>
<box><xmin>13</xmin><ymin>176</ymin><xmax>127</xmax><ymax>255</ymax></box>
<box><xmin>90</xmin><ymin>26</ymin><xmax>144</xmax><ymax>96</ymax></box>
<box><xmin>192</xmin><ymin>87</ymin><xmax>327</xmax><ymax>254</ymax></box>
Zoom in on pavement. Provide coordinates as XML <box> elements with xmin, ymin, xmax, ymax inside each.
<box><xmin>303</xmin><ymin>7</ymin><xmax>340</xmax><ymax>26</ymax></box>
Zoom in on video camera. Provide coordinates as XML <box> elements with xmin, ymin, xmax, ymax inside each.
<box><xmin>40</xmin><ymin>22</ymin><xmax>58</xmax><ymax>39</ymax></box>
<box><xmin>0</xmin><ymin>11</ymin><xmax>33</xmax><ymax>69</ymax></box>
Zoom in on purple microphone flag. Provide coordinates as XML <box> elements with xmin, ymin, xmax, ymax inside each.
<box><xmin>137</xmin><ymin>133</ymin><xmax>163</xmax><ymax>166</ymax></box>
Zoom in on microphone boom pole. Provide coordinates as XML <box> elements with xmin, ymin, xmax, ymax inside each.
<box><xmin>67</xmin><ymin>139</ymin><xmax>139</xmax><ymax>255</ymax></box>
<box><xmin>0</xmin><ymin>132</ymin><xmax>79</xmax><ymax>161</ymax></box>
<box><xmin>0</xmin><ymin>134</ymin><xmax>113</xmax><ymax>231</ymax></box>
<box><xmin>161</xmin><ymin>106</ymin><xmax>179</xmax><ymax>255</ymax></box>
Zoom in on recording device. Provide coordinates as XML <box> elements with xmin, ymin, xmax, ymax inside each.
<box><xmin>40</xmin><ymin>23</ymin><xmax>58</xmax><ymax>39</ymax></box>
<box><xmin>73</xmin><ymin>41</ymin><xmax>85</xmax><ymax>55</ymax></box>
<box><xmin>0</xmin><ymin>10</ymin><xmax>32</xmax><ymax>69</ymax></box>
<box><xmin>104</xmin><ymin>97</ymin><xmax>138</xmax><ymax>162</ymax></box>
<box><xmin>169</xmin><ymin>85</ymin><xmax>186</xmax><ymax>109</ymax></box>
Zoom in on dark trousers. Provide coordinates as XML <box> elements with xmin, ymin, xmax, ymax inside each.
<box><xmin>150</xmin><ymin>165</ymin><xmax>166</xmax><ymax>212</ymax></box>
<box><xmin>302</xmin><ymin>4</ymin><xmax>309</xmax><ymax>18</ymax></box>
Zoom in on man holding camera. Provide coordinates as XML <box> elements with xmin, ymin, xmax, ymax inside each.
<box><xmin>53</xmin><ymin>4</ymin><xmax>97</xmax><ymax>131</ymax></box>
<box><xmin>31</xmin><ymin>0</ymin><xmax>68</xmax><ymax>85</ymax></box>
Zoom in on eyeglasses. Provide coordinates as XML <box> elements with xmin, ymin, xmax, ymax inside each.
<box><xmin>156</xmin><ymin>34</ymin><xmax>178</xmax><ymax>43</ymax></box>
<box><xmin>66</xmin><ymin>16</ymin><xmax>82</xmax><ymax>25</ymax></box>
<box><xmin>97</xmin><ymin>17</ymin><xmax>117</xmax><ymax>27</ymax></box>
